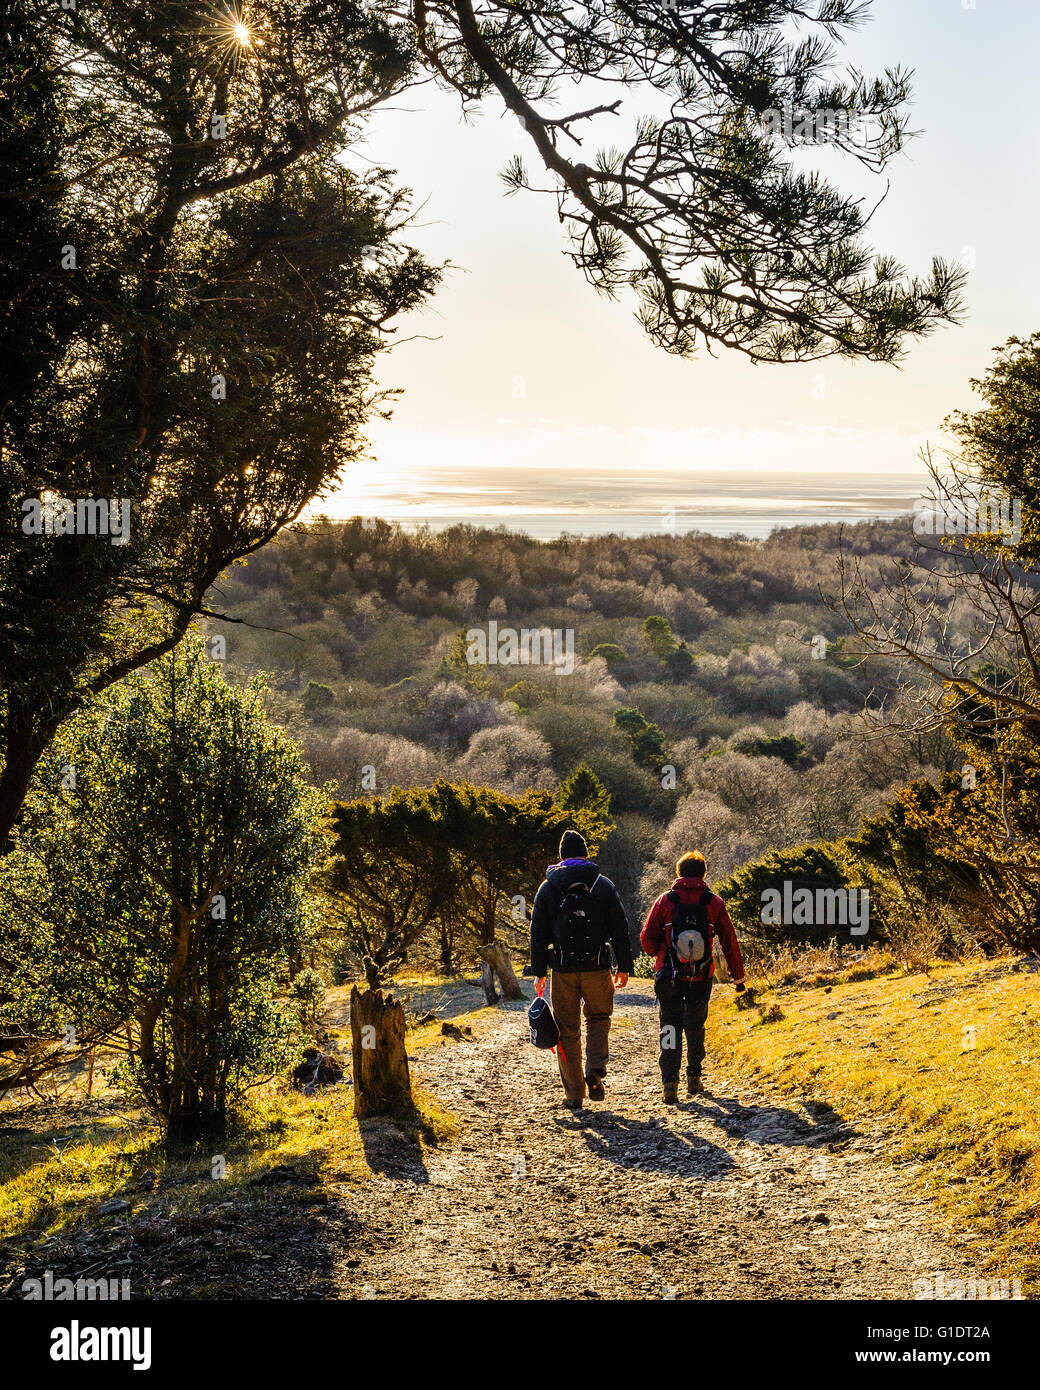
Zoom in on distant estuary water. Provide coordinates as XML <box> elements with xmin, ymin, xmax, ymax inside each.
<box><xmin>320</xmin><ymin>461</ymin><xmax>924</xmax><ymax>540</ymax></box>
<box><xmin>378</xmin><ymin>505</ymin><xmax>915</xmax><ymax>541</ymax></box>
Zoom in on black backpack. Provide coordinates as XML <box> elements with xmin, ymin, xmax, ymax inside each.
<box><xmin>664</xmin><ymin>887</ymin><xmax>714</xmax><ymax>983</ymax></box>
<box><xmin>552</xmin><ymin>875</ymin><xmax>607</xmax><ymax>970</ymax></box>
<box><xmin>528</xmin><ymin>991</ymin><xmax>561</xmax><ymax>1049</ymax></box>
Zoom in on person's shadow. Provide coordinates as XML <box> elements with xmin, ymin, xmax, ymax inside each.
<box><xmin>558</xmin><ymin>1109</ymin><xmax>736</xmax><ymax>1178</ymax></box>
<box><xmin>685</xmin><ymin>1093</ymin><xmax>857</xmax><ymax>1149</ymax></box>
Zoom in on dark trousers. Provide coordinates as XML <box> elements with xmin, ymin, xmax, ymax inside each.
<box><xmin>655</xmin><ymin>977</ymin><xmax>713</xmax><ymax>1082</ymax></box>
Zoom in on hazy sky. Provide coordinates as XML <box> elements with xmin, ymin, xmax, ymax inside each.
<box><xmin>321</xmin><ymin>0</ymin><xmax>1040</xmax><ymax>533</ymax></box>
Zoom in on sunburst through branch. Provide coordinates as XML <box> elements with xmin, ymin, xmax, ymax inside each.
<box><xmin>199</xmin><ymin>4</ymin><xmax>255</xmax><ymax>76</ymax></box>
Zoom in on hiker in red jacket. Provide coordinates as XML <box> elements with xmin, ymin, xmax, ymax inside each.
<box><xmin>640</xmin><ymin>851</ymin><xmax>745</xmax><ymax>1104</ymax></box>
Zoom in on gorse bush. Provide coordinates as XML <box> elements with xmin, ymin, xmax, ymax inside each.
<box><xmin>715</xmin><ymin>842</ymin><xmax>875</xmax><ymax>951</ymax></box>
<box><xmin>324</xmin><ymin>780</ymin><xmax>610</xmax><ymax>988</ymax></box>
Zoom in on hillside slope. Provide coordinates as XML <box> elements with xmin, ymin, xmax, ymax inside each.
<box><xmin>707</xmin><ymin>955</ymin><xmax>1040</xmax><ymax>1295</ymax></box>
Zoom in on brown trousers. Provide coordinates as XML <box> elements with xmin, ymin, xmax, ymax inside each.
<box><xmin>549</xmin><ymin>968</ymin><xmax>615</xmax><ymax>1103</ymax></box>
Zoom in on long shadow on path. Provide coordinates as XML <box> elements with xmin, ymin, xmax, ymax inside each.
<box><xmin>686</xmin><ymin>1092</ymin><xmax>858</xmax><ymax>1150</ymax></box>
<box><xmin>557</xmin><ymin>1109</ymin><xmax>736</xmax><ymax>1179</ymax></box>
<box><xmin>551</xmin><ymin>1090</ymin><xmax>858</xmax><ymax>1180</ymax></box>
<box><xmin>358</xmin><ymin>1114</ymin><xmax>431</xmax><ymax>1183</ymax></box>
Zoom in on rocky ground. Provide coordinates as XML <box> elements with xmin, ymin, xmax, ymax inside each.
<box><xmin>328</xmin><ymin>979</ymin><xmax>979</xmax><ymax>1300</ymax></box>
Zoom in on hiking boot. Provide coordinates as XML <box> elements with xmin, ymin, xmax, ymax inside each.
<box><xmin>586</xmin><ymin>1074</ymin><xmax>605</xmax><ymax>1102</ymax></box>
<box><xmin>662</xmin><ymin>1081</ymin><xmax>679</xmax><ymax>1105</ymax></box>
<box><xmin>563</xmin><ymin>1096</ymin><xmax>584</xmax><ymax>1110</ymax></box>
<box><xmin>687</xmin><ymin>1073</ymin><xmax>705</xmax><ymax>1096</ymax></box>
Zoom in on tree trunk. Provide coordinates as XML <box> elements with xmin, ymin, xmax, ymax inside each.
<box><xmin>479</xmin><ymin>892</ymin><xmax>496</xmax><ymax>945</ymax></box>
<box><xmin>0</xmin><ymin>716</ymin><xmax>48</xmax><ymax>854</ymax></box>
<box><xmin>439</xmin><ymin>922</ymin><xmax>454</xmax><ymax>975</ymax></box>
<box><xmin>479</xmin><ymin>942</ymin><xmax>524</xmax><ymax>1001</ymax></box>
<box><xmin>478</xmin><ymin>959</ymin><xmax>499</xmax><ymax>1006</ymax></box>
<box><xmin>350</xmin><ymin>986</ymin><xmax>413</xmax><ymax>1119</ymax></box>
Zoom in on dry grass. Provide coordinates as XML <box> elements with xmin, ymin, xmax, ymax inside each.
<box><xmin>0</xmin><ymin>1080</ymin><xmax>376</xmax><ymax>1249</ymax></box>
<box><xmin>0</xmin><ymin>976</ymin><xmax>470</xmax><ymax>1255</ymax></box>
<box><xmin>744</xmin><ymin>939</ymin><xmax>908</xmax><ymax>989</ymax></box>
<box><xmin>707</xmin><ymin>951</ymin><xmax>1040</xmax><ymax>1293</ymax></box>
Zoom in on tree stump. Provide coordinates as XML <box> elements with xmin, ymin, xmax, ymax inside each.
<box><xmin>349</xmin><ymin>986</ymin><xmax>413</xmax><ymax>1119</ymax></box>
<box><xmin>478</xmin><ymin>959</ymin><xmax>499</xmax><ymax>1006</ymax></box>
<box><xmin>478</xmin><ymin>943</ymin><xmax>525</xmax><ymax>1001</ymax></box>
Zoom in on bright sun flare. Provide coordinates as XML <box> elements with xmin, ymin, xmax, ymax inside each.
<box><xmin>233</xmin><ymin>21</ymin><xmax>251</xmax><ymax>45</ymax></box>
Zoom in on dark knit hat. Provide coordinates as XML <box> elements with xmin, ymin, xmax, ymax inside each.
<box><xmin>676</xmin><ymin>851</ymin><xmax>706</xmax><ymax>879</ymax></box>
<box><xmin>559</xmin><ymin>830</ymin><xmax>589</xmax><ymax>860</ymax></box>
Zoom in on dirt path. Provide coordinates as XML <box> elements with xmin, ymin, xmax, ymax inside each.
<box><xmin>333</xmin><ymin>980</ymin><xmax>979</xmax><ymax>1300</ymax></box>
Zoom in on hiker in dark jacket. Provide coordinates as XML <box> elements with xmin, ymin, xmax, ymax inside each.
<box><xmin>640</xmin><ymin>850</ymin><xmax>745</xmax><ymax>1104</ymax></box>
<box><xmin>530</xmin><ymin>830</ymin><xmax>633</xmax><ymax>1109</ymax></box>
